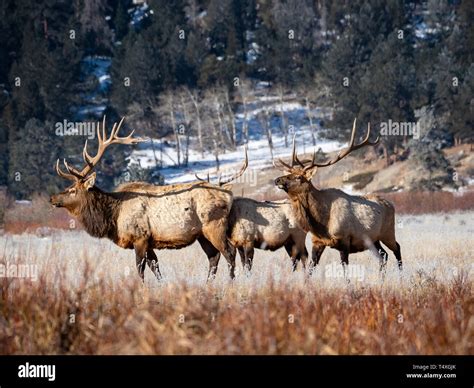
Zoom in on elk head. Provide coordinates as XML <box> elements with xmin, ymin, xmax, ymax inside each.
<box><xmin>274</xmin><ymin>119</ymin><xmax>379</xmax><ymax>195</ymax></box>
<box><xmin>50</xmin><ymin>117</ymin><xmax>145</xmax><ymax>215</ymax></box>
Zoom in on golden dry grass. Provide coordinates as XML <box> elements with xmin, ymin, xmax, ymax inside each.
<box><xmin>0</xmin><ymin>212</ymin><xmax>473</xmax><ymax>355</ymax></box>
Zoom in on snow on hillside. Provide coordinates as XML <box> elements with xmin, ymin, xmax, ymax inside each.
<box><xmin>133</xmin><ymin>132</ymin><xmax>342</xmax><ymax>184</ymax></box>
<box><xmin>131</xmin><ymin>100</ymin><xmax>342</xmax><ymax>184</ymax></box>
<box><xmin>132</xmin><ymin>134</ymin><xmax>342</xmax><ymax>184</ymax></box>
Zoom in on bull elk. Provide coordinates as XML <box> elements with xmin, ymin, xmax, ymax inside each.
<box><xmin>274</xmin><ymin>119</ymin><xmax>402</xmax><ymax>274</ymax></box>
<box><xmin>51</xmin><ymin>117</ymin><xmax>247</xmax><ymax>281</ymax></box>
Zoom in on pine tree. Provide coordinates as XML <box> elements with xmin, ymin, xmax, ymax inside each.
<box><xmin>409</xmin><ymin>138</ymin><xmax>455</xmax><ymax>191</ymax></box>
<box><xmin>429</xmin><ymin>3</ymin><xmax>474</xmax><ymax>144</ymax></box>
<box><xmin>113</xmin><ymin>0</ymin><xmax>130</xmax><ymax>42</ymax></box>
<box><xmin>323</xmin><ymin>0</ymin><xmax>415</xmax><ymax>156</ymax></box>
<box><xmin>111</xmin><ymin>31</ymin><xmax>162</xmax><ymax>112</ymax></box>
<box><xmin>8</xmin><ymin>119</ymin><xmax>62</xmax><ymax>198</ymax></box>
<box><xmin>3</xmin><ymin>1</ymin><xmax>83</xmax><ymax>198</ymax></box>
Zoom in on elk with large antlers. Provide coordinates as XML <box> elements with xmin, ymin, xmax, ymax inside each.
<box><xmin>274</xmin><ymin>119</ymin><xmax>402</xmax><ymax>274</ymax></box>
<box><xmin>51</xmin><ymin>117</ymin><xmax>247</xmax><ymax>281</ymax></box>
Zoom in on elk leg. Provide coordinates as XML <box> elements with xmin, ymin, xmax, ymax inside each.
<box><xmin>284</xmin><ymin>242</ymin><xmax>298</xmax><ymax>271</ymax></box>
<box><xmin>238</xmin><ymin>248</ymin><xmax>247</xmax><ymax>270</ymax></box>
<box><xmin>240</xmin><ymin>246</ymin><xmax>254</xmax><ymax>272</ymax></box>
<box><xmin>299</xmin><ymin>246</ymin><xmax>309</xmax><ymax>270</ymax></box>
<box><xmin>339</xmin><ymin>249</ymin><xmax>349</xmax><ymax>280</ymax></box>
<box><xmin>310</xmin><ymin>244</ymin><xmax>326</xmax><ymax>273</ymax></box>
<box><xmin>134</xmin><ymin>241</ymin><xmax>148</xmax><ymax>282</ymax></box>
<box><xmin>381</xmin><ymin>239</ymin><xmax>403</xmax><ymax>272</ymax></box>
<box><xmin>224</xmin><ymin>244</ymin><xmax>237</xmax><ymax>280</ymax></box>
<box><xmin>198</xmin><ymin>237</ymin><xmax>221</xmax><ymax>280</ymax></box>
<box><xmin>208</xmin><ymin>253</ymin><xmax>221</xmax><ymax>279</ymax></box>
<box><xmin>203</xmin><ymin>224</ymin><xmax>236</xmax><ymax>280</ymax></box>
<box><xmin>146</xmin><ymin>248</ymin><xmax>162</xmax><ymax>281</ymax></box>
<box><xmin>394</xmin><ymin>242</ymin><xmax>402</xmax><ymax>271</ymax></box>
<box><xmin>245</xmin><ymin>247</ymin><xmax>254</xmax><ymax>271</ymax></box>
<box><xmin>374</xmin><ymin>241</ymin><xmax>388</xmax><ymax>274</ymax></box>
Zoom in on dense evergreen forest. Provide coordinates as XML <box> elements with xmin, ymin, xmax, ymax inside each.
<box><xmin>0</xmin><ymin>0</ymin><xmax>472</xmax><ymax>198</ymax></box>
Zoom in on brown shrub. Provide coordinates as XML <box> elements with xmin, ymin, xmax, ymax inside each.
<box><xmin>384</xmin><ymin>190</ymin><xmax>474</xmax><ymax>214</ymax></box>
<box><xmin>3</xmin><ymin>194</ymin><xmax>78</xmax><ymax>234</ymax></box>
<box><xmin>257</xmin><ymin>189</ymin><xmax>474</xmax><ymax>215</ymax></box>
<box><xmin>0</xmin><ymin>268</ymin><xmax>472</xmax><ymax>355</ymax></box>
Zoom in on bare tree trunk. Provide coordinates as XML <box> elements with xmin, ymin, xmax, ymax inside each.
<box><xmin>224</xmin><ymin>88</ymin><xmax>237</xmax><ymax>147</ymax></box>
<box><xmin>305</xmin><ymin>96</ymin><xmax>316</xmax><ymax>146</ymax></box>
<box><xmin>150</xmin><ymin>138</ymin><xmax>159</xmax><ymax>167</ymax></box>
<box><xmin>168</xmin><ymin>95</ymin><xmax>180</xmax><ymax>167</ymax></box>
<box><xmin>180</xmin><ymin>94</ymin><xmax>191</xmax><ymax>167</ymax></box>
<box><xmin>160</xmin><ymin>138</ymin><xmax>163</xmax><ymax>167</ymax></box>
<box><xmin>214</xmin><ymin>97</ymin><xmax>228</xmax><ymax>153</ymax></box>
<box><xmin>187</xmin><ymin>88</ymin><xmax>204</xmax><ymax>157</ymax></box>
<box><xmin>212</xmin><ymin>123</ymin><xmax>220</xmax><ymax>171</ymax></box>
<box><xmin>239</xmin><ymin>85</ymin><xmax>249</xmax><ymax>144</ymax></box>
<box><xmin>243</xmin><ymin>100</ymin><xmax>249</xmax><ymax>144</ymax></box>
<box><xmin>278</xmin><ymin>85</ymin><xmax>288</xmax><ymax>147</ymax></box>
<box><xmin>261</xmin><ymin>110</ymin><xmax>274</xmax><ymax>160</ymax></box>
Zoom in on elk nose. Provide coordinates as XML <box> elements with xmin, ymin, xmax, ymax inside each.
<box><xmin>50</xmin><ymin>196</ymin><xmax>60</xmax><ymax>207</ymax></box>
<box><xmin>275</xmin><ymin>177</ymin><xmax>285</xmax><ymax>188</ymax></box>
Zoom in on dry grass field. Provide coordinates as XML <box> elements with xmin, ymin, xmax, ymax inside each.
<box><xmin>0</xmin><ymin>212</ymin><xmax>473</xmax><ymax>355</ymax></box>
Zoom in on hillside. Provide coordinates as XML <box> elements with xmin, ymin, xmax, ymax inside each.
<box><xmin>229</xmin><ymin>144</ymin><xmax>474</xmax><ymax>200</ymax></box>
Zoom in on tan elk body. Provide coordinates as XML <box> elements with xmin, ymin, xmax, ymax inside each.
<box><xmin>113</xmin><ymin>181</ymin><xmax>232</xmax><ymax>251</ymax></box>
<box><xmin>227</xmin><ymin>197</ymin><xmax>309</xmax><ymax>270</ymax></box>
<box><xmin>274</xmin><ymin>119</ymin><xmax>402</xmax><ymax>272</ymax></box>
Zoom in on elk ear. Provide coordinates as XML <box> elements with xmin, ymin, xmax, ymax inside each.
<box><xmin>304</xmin><ymin>166</ymin><xmax>318</xmax><ymax>180</ymax></box>
<box><xmin>83</xmin><ymin>172</ymin><xmax>96</xmax><ymax>190</ymax></box>
<box><xmin>221</xmin><ymin>183</ymin><xmax>233</xmax><ymax>191</ymax></box>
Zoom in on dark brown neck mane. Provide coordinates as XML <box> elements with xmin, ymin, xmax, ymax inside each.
<box><xmin>79</xmin><ymin>187</ymin><xmax>121</xmax><ymax>240</ymax></box>
<box><xmin>288</xmin><ymin>185</ymin><xmax>331</xmax><ymax>239</ymax></box>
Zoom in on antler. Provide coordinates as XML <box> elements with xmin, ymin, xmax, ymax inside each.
<box><xmin>273</xmin><ymin>135</ymin><xmax>304</xmax><ymax>172</ymax></box>
<box><xmin>218</xmin><ymin>146</ymin><xmax>248</xmax><ymax>185</ymax></box>
<box><xmin>55</xmin><ymin>159</ymin><xmax>83</xmax><ymax>181</ymax></box>
<box><xmin>195</xmin><ymin>171</ymin><xmax>210</xmax><ymax>183</ymax></box>
<box><xmin>195</xmin><ymin>146</ymin><xmax>248</xmax><ymax>186</ymax></box>
<box><xmin>274</xmin><ymin>119</ymin><xmax>379</xmax><ymax>174</ymax></box>
<box><xmin>55</xmin><ymin>116</ymin><xmax>146</xmax><ymax>182</ymax></box>
<box><xmin>303</xmin><ymin>119</ymin><xmax>379</xmax><ymax>170</ymax></box>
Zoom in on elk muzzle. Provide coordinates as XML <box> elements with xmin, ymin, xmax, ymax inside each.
<box><xmin>275</xmin><ymin>177</ymin><xmax>288</xmax><ymax>191</ymax></box>
<box><xmin>50</xmin><ymin>194</ymin><xmax>64</xmax><ymax>207</ymax></box>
